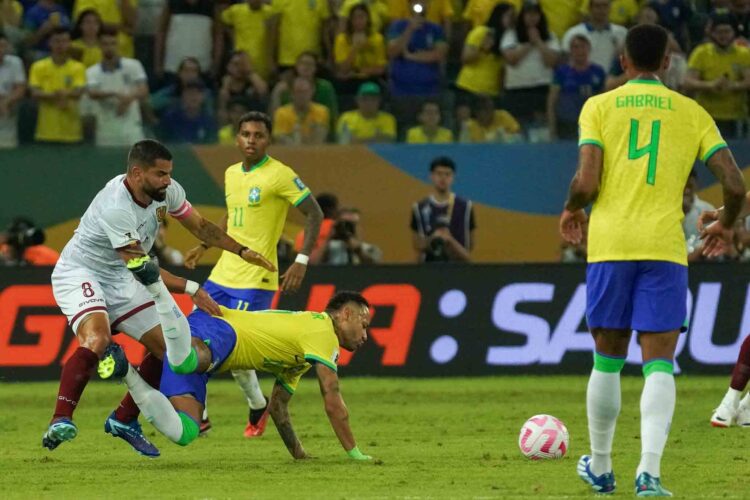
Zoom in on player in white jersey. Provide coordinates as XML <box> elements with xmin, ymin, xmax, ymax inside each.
<box><xmin>43</xmin><ymin>139</ymin><xmax>275</xmax><ymax>457</ymax></box>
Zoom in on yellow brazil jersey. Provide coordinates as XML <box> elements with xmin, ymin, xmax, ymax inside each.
<box><xmin>71</xmin><ymin>39</ymin><xmax>103</xmax><ymax>68</ymax></box>
<box><xmin>337</xmin><ymin>110</ymin><xmax>396</xmax><ymax>142</ymax></box>
<box><xmin>219</xmin><ymin>307</ymin><xmax>340</xmax><ymax>394</ymax></box>
<box><xmin>334</xmin><ymin>32</ymin><xmax>387</xmax><ymax>77</ymax></box>
<box><xmin>687</xmin><ymin>42</ymin><xmax>750</xmax><ymax>121</ymax></box>
<box><xmin>29</xmin><ymin>57</ymin><xmax>86</xmax><ymax>143</ymax></box>
<box><xmin>207</xmin><ymin>156</ymin><xmax>311</xmax><ymax>290</ymax></box>
<box><xmin>456</xmin><ymin>26</ymin><xmax>503</xmax><ymax>96</ymax></box>
<box><xmin>583</xmin><ymin>0</ymin><xmax>638</xmax><ymax>26</ymax></box>
<box><xmin>579</xmin><ymin>79</ymin><xmax>727</xmax><ymax>265</ymax></box>
<box><xmin>406</xmin><ymin>126</ymin><xmax>454</xmax><ymax>144</ymax></box>
<box><xmin>540</xmin><ymin>0</ymin><xmax>586</xmax><ymax>39</ymax></box>
<box><xmin>221</xmin><ymin>3</ymin><xmax>274</xmax><ymax>80</ymax></box>
<box><xmin>273</xmin><ymin>102</ymin><xmax>330</xmax><ymax>140</ymax></box>
<box><xmin>271</xmin><ymin>0</ymin><xmax>330</xmax><ymax>66</ymax></box>
<box><xmin>463</xmin><ymin>0</ymin><xmax>521</xmax><ymax>27</ymax></box>
<box><xmin>73</xmin><ymin>0</ymin><xmax>135</xmax><ymax>57</ymax></box>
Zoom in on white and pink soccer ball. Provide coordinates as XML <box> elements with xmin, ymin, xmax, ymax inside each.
<box><xmin>518</xmin><ymin>414</ymin><xmax>569</xmax><ymax>460</ymax></box>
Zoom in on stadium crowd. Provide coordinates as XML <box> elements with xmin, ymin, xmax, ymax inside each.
<box><xmin>2</xmin><ymin>0</ymin><xmax>750</xmax><ymax>147</ymax></box>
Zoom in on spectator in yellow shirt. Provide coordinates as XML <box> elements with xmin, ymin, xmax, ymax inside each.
<box><xmin>683</xmin><ymin>13</ymin><xmax>750</xmax><ymax>139</ymax></box>
<box><xmin>334</xmin><ymin>3</ymin><xmax>387</xmax><ymax>97</ymax></box>
<box><xmin>273</xmin><ymin>77</ymin><xmax>330</xmax><ymax>145</ymax></box>
<box><xmin>71</xmin><ymin>9</ymin><xmax>102</xmax><ymax>68</ymax></box>
<box><xmin>218</xmin><ymin>98</ymin><xmax>250</xmax><ymax>145</ymax></box>
<box><xmin>270</xmin><ymin>0</ymin><xmax>332</xmax><ymax>69</ymax></box>
<box><xmin>463</xmin><ymin>0</ymin><xmax>521</xmax><ymax>27</ymax></box>
<box><xmin>337</xmin><ymin>82</ymin><xmax>396</xmax><ymax>143</ymax></box>
<box><xmin>539</xmin><ymin>0</ymin><xmax>586</xmax><ymax>40</ymax></box>
<box><xmin>460</xmin><ymin>96</ymin><xmax>522</xmax><ymax>143</ymax></box>
<box><xmin>406</xmin><ymin>100</ymin><xmax>454</xmax><ymax>143</ymax></box>
<box><xmin>29</xmin><ymin>27</ymin><xmax>86</xmax><ymax>143</ymax></box>
<box><xmin>73</xmin><ymin>0</ymin><xmax>135</xmax><ymax>57</ymax></box>
<box><xmin>220</xmin><ymin>0</ymin><xmax>275</xmax><ymax>81</ymax></box>
<box><xmin>583</xmin><ymin>0</ymin><xmax>639</xmax><ymax>26</ymax></box>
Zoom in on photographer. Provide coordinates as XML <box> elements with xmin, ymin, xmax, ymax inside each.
<box><xmin>0</xmin><ymin>217</ymin><xmax>59</xmax><ymax>266</ymax></box>
<box><xmin>323</xmin><ymin>208</ymin><xmax>382</xmax><ymax>265</ymax></box>
<box><xmin>410</xmin><ymin>156</ymin><xmax>475</xmax><ymax>263</ymax></box>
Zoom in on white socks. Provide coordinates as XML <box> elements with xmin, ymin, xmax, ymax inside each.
<box><xmin>637</xmin><ymin>371</ymin><xmax>676</xmax><ymax>478</ymax></box>
<box><xmin>587</xmin><ymin>369</ymin><xmax>621</xmax><ymax>476</ymax></box>
<box><xmin>722</xmin><ymin>388</ymin><xmax>742</xmax><ymax>409</ymax></box>
<box><xmin>146</xmin><ymin>280</ymin><xmax>191</xmax><ymax>366</ymax></box>
<box><xmin>232</xmin><ymin>370</ymin><xmax>267</xmax><ymax>409</ymax></box>
<box><xmin>124</xmin><ymin>365</ymin><xmax>183</xmax><ymax>443</ymax></box>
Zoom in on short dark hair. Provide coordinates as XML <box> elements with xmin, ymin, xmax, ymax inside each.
<box><xmin>237</xmin><ymin>111</ymin><xmax>272</xmax><ymax>135</ymax></box>
<box><xmin>316</xmin><ymin>192</ymin><xmax>339</xmax><ymax>218</ymax></box>
<box><xmin>430</xmin><ymin>156</ymin><xmax>456</xmax><ymax>173</ymax></box>
<box><xmin>98</xmin><ymin>25</ymin><xmax>118</xmax><ymax>39</ymax></box>
<box><xmin>625</xmin><ymin>24</ymin><xmax>668</xmax><ymax>72</ymax></box>
<box><xmin>127</xmin><ymin>139</ymin><xmax>173</xmax><ymax>171</ymax></box>
<box><xmin>710</xmin><ymin>12</ymin><xmax>736</xmax><ymax>31</ymax></box>
<box><xmin>325</xmin><ymin>291</ymin><xmax>370</xmax><ymax>313</ymax></box>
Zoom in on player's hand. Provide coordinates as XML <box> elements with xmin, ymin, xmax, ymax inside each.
<box><xmin>192</xmin><ymin>288</ymin><xmax>222</xmax><ymax>316</ymax></box>
<box><xmin>347</xmin><ymin>446</ymin><xmax>373</xmax><ymax>461</ymax></box>
<box><xmin>240</xmin><ymin>247</ymin><xmax>277</xmax><ymax>272</ymax></box>
<box><xmin>280</xmin><ymin>262</ymin><xmax>306</xmax><ymax>293</ymax></box>
<box><xmin>697</xmin><ymin>208</ymin><xmax>721</xmax><ymax>231</ymax></box>
<box><xmin>184</xmin><ymin>245</ymin><xmax>206</xmax><ymax>269</ymax></box>
<box><xmin>700</xmin><ymin>220</ymin><xmax>734</xmax><ymax>258</ymax></box>
<box><xmin>559</xmin><ymin>208</ymin><xmax>587</xmax><ymax>245</ymax></box>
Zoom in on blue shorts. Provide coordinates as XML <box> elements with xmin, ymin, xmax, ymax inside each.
<box><xmin>159</xmin><ymin>310</ymin><xmax>238</xmax><ymax>405</ymax></box>
<box><xmin>202</xmin><ymin>280</ymin><xmax>275</xmax><ymax>312</ymax></box>
<box><xmin>586</xmin><ymin>261</ymin><xmax>688</xmax><ymax>333</ymax></box>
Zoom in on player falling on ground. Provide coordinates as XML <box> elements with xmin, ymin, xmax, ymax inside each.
<box><xmin>44</xmin><ymin>139</ymin><xmax>275</xmax><ymax>456</ymax></box>
<box><xmin>560</xmin><ymin>24</ymin><xmax>746</xmax><ymax>497</ymax></box>
<box><xmin>183</xmin><ymin>111</ymin><xmax>324</xmax><ymax>437</ymax></box>
<box><xmin>101</xmin><ymin>288</ymin><xmax>373</xmax><ymax>461</ymax></box>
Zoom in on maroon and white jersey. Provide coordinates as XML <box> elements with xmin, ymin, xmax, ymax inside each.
<box><xmin>57</xmin><ymin>174</ymin><xmax>192</xmax><ymax>280</ymax></box>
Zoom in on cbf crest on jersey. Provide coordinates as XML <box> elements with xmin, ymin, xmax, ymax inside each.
<box><xmin>155</xmin><ymin>206</ymin><xmax>166</xmax><ymax>223</ymax></box>
<box><xmin>248</xmin><ymin>186</ymin><xmax>262</xmax><ymax>206</ymax></box>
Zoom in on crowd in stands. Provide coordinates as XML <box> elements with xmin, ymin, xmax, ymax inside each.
<box><xmin>2</xmin><ymin>0</ymin><xmax>750</xmax><ymax>148</ymax></box>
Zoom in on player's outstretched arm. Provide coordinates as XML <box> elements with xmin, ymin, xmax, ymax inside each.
<box><xmin>268</xmin><ymin>382</ymin><xmax>308</xmax><ymax>459</ymax></box>
<box><xmin>177</xmin><ymin>208</ymin><xmax>277</xmax><ymax>272</ymax></box>
<box><xmin>559</xmin><ymin>144</ymin><xmax>603</xmax><ymax>244</ymax></box>
<box><xmin>281</xmin><ymin>194</ymin><xmax>324</xmax><ymax>292</ymax></box>
<box><xmin>315</xmin><ymin>363</ymin><xmax>371</xmax><ymax>460</ymax></box>
<box><xmin>700</xmin><ymin>148</ymin><xmax>747</xmax><ymax>257</ymax></box>
<box><xmin>183</xmin><ymin>212</ymin><xmax>228</xmax><ymax>269</ymax></box>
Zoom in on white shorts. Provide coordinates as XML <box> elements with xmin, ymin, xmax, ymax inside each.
<box><xmin>51</xmin><ymin>263</ymin><xmax>160</xmax><ymax>341</ymax></box>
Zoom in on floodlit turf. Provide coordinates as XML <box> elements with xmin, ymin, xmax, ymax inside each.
<box><xmin>0</xmin><ymin>376</ymin><xmax>748</xmax><ymax>499</ymax></box>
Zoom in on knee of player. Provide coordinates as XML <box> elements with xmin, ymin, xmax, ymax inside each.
<box><xmin>80</xmin><ymin>331</ymin><xmax>112</xmax><ymax>358</ymax></box>
<box><xmin>174</xmin><ymin>411</ymin><xmax>199</xmax><ymax>446</ymax></box>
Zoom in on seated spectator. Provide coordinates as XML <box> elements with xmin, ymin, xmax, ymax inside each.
<box><xmin>410</xmin><ymin>156</ymin><xmax>475</xmax><ymax>263</ymax></box>
<box><xmin>333</xmin><ymin>4</ymin><xmax>387</xmax><ymax>97</ymax></box>
<box><xmin>406</xmin><ymin>100</ymin><xmax>454</xmax><ymax>143</ymax></box>
<box><xmin>73</xmin><ymin>0</ymin><xmax>135</xmax><ymax>58</ymax></box>
<box><xmin>269</xmin><ymin>51</ymin><xmax>338</xmax><ymax>132</ymax></box>
<box><xmin>273</xmin><ymin>77</ymin><xmax>330</xmax><ymax>145</ymax></box>
<box><xmin>386</xmin><ymin>0</ymin><xmax>448</xmax><ymax>125</ymax></box>
<box><xmin>649</xmin><ymin>0</ymin><xmax>692</xmax><ymax>50</ymax></box>
<box><xmin>29</xmin><ymin>27</ymin><xmax>86</xmax><ymax>143</ymax></box>
<box><xmin>547</xmin><ymin>34</ymin><xmax>605</xmax><ymax>140</ymax></box>
<box><xmin>501</xmin><ymin>1</ymin><xmax>561</xmax><ymax>128</ymax></box>
<box><xmin>563</xmin><ymin>0</ymin><xmax>626</xmax><ymax>71</ymax></box>
<box><xmin>155</xmin><ymin>0</ymin><xmax>219</xmax><ymax>82</ymax></box>
<box><xmin>269</xmin><ymin>0</ymin><xmax>331</xmax><ymax>71</ymax></box>
<box><xmin>0</xmin><ymin>31</ymin><xmax>25</xmax><ymax>149</ymax></box>
<box><xmin>455</xmin><ymin>3</ymin><xmax>514</xmax><ymax>113</ymax></box>
<box><xmin>294</xmin><ymin>192</ymin><xmax>339</xmax><ymax>265</ymax></box>
<box><xmin>323</xmin><ymin>207</ymin><xmax>383</xmax><ymax>265</ymax></box>
<box><xmin>683</xmin><ymin>13</ymin><xmax>750</xmax><ymax>139</ymax></box>
<box><xmin>217</xmin><ymin>51</ymin><xmax>268</xmax><ymax>125</ymax></box>
<box><xmin>218</xmin><ymin>97</ymin><xmax>250</xmax><ymax>145</ymax></box>
<box><xmin>24</xmin><ymin>0</ymin><xmax>72</xmax><ymax>61</ymax></box>
<box><xmin>71</xmin><ymin>8</ymin><xmax>102</xmax><ymax>68</ymax></box>
<box><xmin>337</xmin><ymin>0</ymin><xmax>390</xmax><ymax>35</ymax></box>
<box><xmin>159</xmin><ymin>79</ymin><xmax>217</xmax><ymax>143</ymax></box>
<box><xmin>459</xmin><ymin>96</ymin><xmax>522</xmax><ymax>143</ymax></box>
<box><xmin>85</xmin><ymin>27</ymin><xmax>147</xmax><ymax>146</ymax></box>
<box><xmin>149</xmin><ymin>56</ymin><xmax>213</xmax><ymax>115</ymax></box>
<box><xmin>387</xmin><ymin>0</ymin><xmax>455</xmax><ymax>36</ymax></box>
<box><xmin>682</xmin><ymin>169</ymin><xmax>716</xmax><ymax>262</ymax></box>
<box><xmin>336</xmin><ymin>81</ymin><xmax>396</xmax><ymax>143</ymax></box>
<box><xmin>221</xmin><ymin>0</ymin><xmax>274</xmax><ymax>81</ymax></box>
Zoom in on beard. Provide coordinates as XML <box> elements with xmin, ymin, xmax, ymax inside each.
<box><xmin>144</xmin><ymin>184</ymin><xmax>167</xmax><ymax>202</ymax></box>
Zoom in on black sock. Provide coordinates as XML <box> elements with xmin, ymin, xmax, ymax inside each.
<box><xmin>249</xmin><ymin>398</ymin><xmax>268</xmax><ymax>425</ymax></box>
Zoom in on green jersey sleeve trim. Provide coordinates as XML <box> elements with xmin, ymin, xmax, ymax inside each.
<box><xmin>305</xmin><ymin>354</ymin><xmax>337</xmax><ymax>372</ymax></box>
<box><xmin>275</xmin><ymin>378</ymin><xmax>295</xmax><ymax>395</ymax></box>
<box><xmin>579</xmin><ymin>139</ymin><xmax>604</xmax><ymax>149</ymax></box>
<box><xmin>293</xmin><ymin>190</ymin><xmax>311</xmax><ymax>207</ymax></box>
<box><xmin>701</xmin><ymin>143</ymin><xmax>728</xmax><ymax>163</ymax></box>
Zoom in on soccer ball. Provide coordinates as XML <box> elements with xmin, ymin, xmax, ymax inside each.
<box><xmin>518</xmin><ymin>414</ymin><xmax>569</xmax><ymax>460</ymax></box>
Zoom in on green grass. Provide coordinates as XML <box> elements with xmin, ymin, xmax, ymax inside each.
<box><xmin>0</xmin><ymin>376</ymin><xmax>748</xmax><ymax>499</ymax></box>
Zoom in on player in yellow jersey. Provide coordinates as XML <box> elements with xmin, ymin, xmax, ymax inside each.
<box><xmin>106</xmin><ymin>291</ymin><xmax>373</xmax><ymax>461</ymax></box>
<box><xmin>184</xmin><ymin>111</ymin><xmax>324</xmax><ymax>438</ymax></box>
<box><xmin>559</xmin><ymin>24</ymin><xmax>746</xmax><ymax>497</ymax></box>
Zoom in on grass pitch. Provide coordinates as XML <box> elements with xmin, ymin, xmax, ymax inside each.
<box><xmin>0</xmin><ymin>376</ymin><xmax>748</xmax><ymax>499</ymax></box>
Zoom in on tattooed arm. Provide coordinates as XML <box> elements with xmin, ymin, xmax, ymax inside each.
<box><xmin>268</xmin><ymin>382</ymin><xmax>308</xmax><ymax>459</ymax></box>
<box><xmin>316</xmin><ymin>363</ymin><xmax>357</xmax><ymax>453</ymax></box>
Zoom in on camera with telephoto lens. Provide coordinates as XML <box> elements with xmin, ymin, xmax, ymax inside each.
<box><xmin>332</xmin><ymin>219</ymin><xmax>356</xmax><ymax>241</ymax></box>
<box><xmin>5</xmin><ymin>217</ymin><xmax>45</xmax><ymax>253</ymax></box>
<box><xmin>426</xmin><ymin>216</ymin><xmax>450</xmax><ymax>262</ymax></box>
